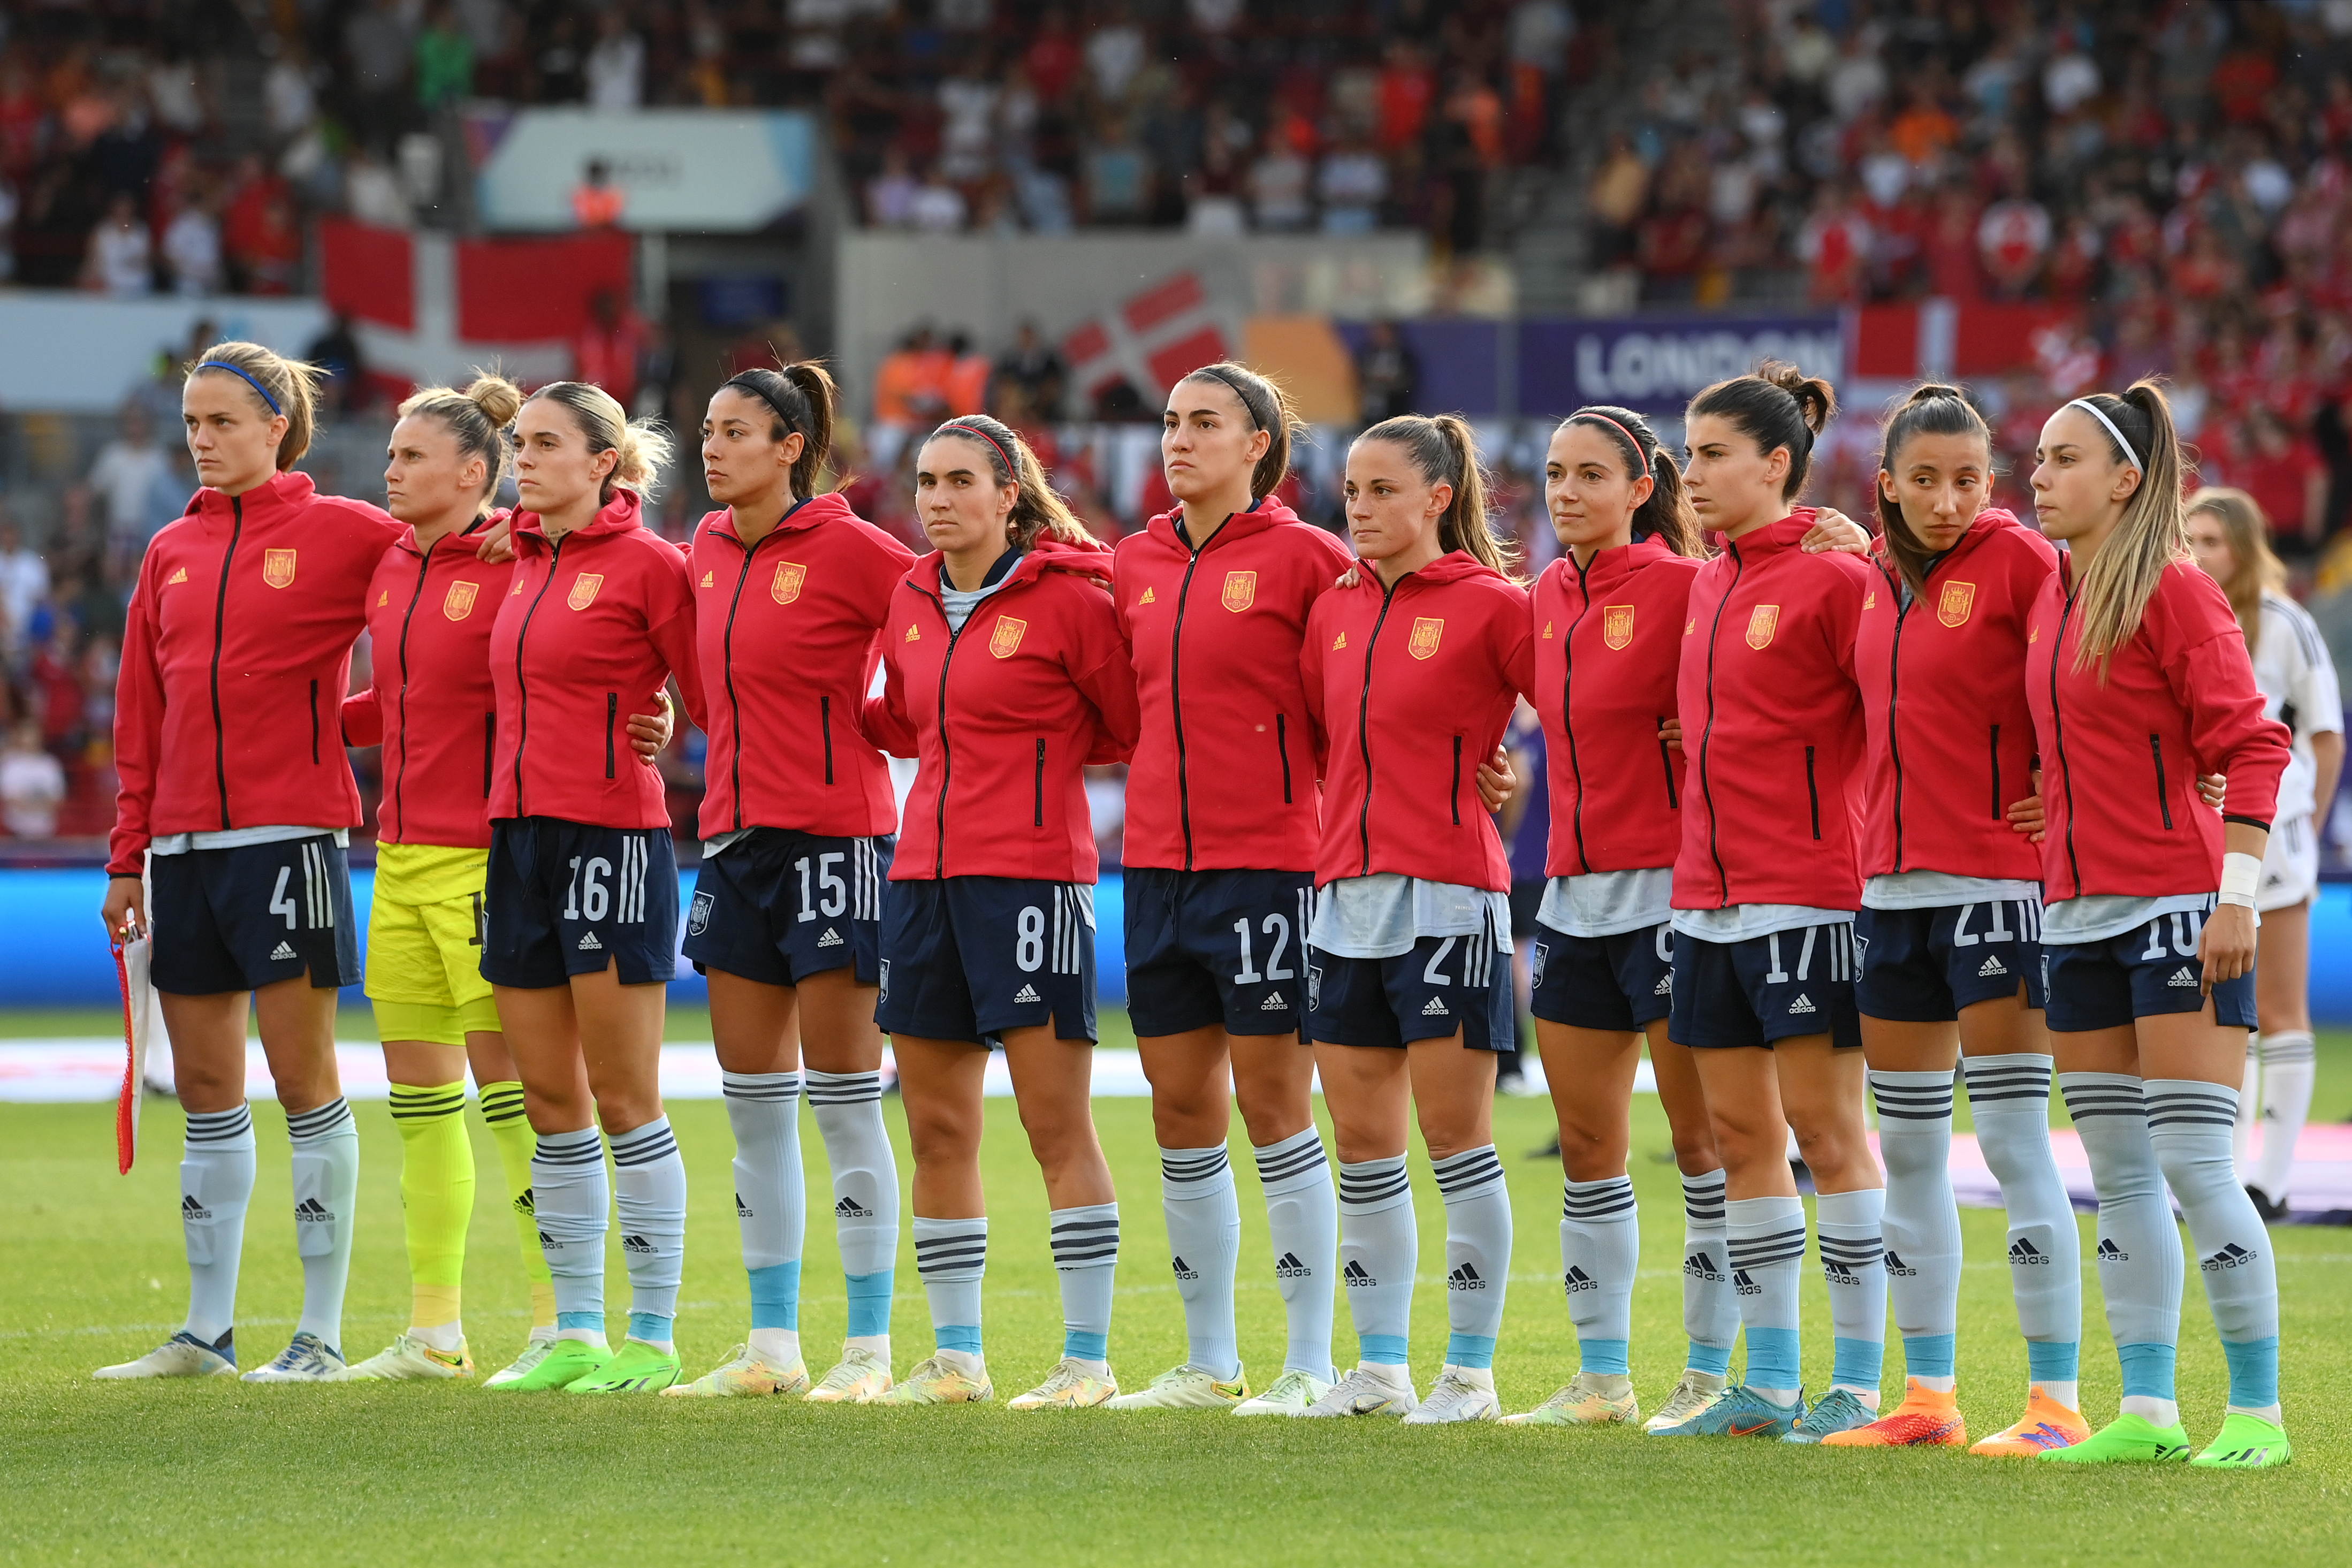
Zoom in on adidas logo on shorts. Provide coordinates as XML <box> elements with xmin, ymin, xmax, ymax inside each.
<box><xmin>1171</xmin><ymin>1255</ymin><xmax>1199</xmax><ymax>1281</ymax></box>
<box><xmin>1977</xmin><ymin>954</ymin><xmax>2008</xmax><ymax>977</ymax></box>
<box><xmin>2168</xmin><ymin>966</ymin><xmax>2198</xmax><ymax>988</ymax></box>
<box><xmin>818</xmin><ymin>927</ymin><xmax>843</xmax><ymax>948</ymax></box>
<box><xmin>1786</xmin><ymin>993</ymin><xmax>1815</xmax><ymax>1015</ymax></box>
<box><xmin>1563</xmin><ymin>1265</ymin><xmax>1597</xmax><ymax>1295</ymax></box>
<box><xmin>1013</xmin><ymin>984</ymin><xmax>1041</xmax><ymax>1004</ymax></box>
<box><xmin>1343</xmin><ymin>1259</ymin><xmax>1375</xmax><ymax>1288</ymax></box>
<box><xmin>578</xmin><ymin>932</ymin><xmax>603</xmax><ymax>952</ymax></box>
<box><xmin>835</xmin><ymin>1196</ymin><xmax>873</xmax><ymax>1220</ymax></box>
<box><xmin>1260</xmin><ymin>992</ymin><xmax>1288</xmax><ymax>1010</ymax></box>
<box><xmin>270</xmin><ymin>941</ymin><xmax>297</xmax><ymax>961</ymax></box>
<box><xmin>1655</xmin><ymin>975</ymin><xmax>1673</xmax><ymax>994</ymax></box>
<box><xmin>1421</xmin><ymin>996</ymin><xmax>1449</xmax><ymax>1016</ymax></box>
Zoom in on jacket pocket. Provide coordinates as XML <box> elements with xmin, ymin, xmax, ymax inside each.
<box><xmin>2149</xmin><ymin>733</ymin><xmax>2173</xmax><ymax>829</ymax></box>
<box><xmin>1655</xmin><ymin>717</ymin><xmax>1678</xmax><ymax>809</ymax></box>
<box><xmin>605</xmin><ymin>692</ymin><xmax>618</xmax><ymax>780</ymax></box>
<box><xmin>1276</xmin><ymin>713</ymin><xmax>1293</xmax><ymax>805</ymax></box>
<box><xmin>1805</xmin><ymin>744</ymin><xmax>1821</xmax><ymax>840</ymax></box>
<box><xmin>1033</xmin><ymin>738</ymin><xmax>1047</xmax><ymax>827</ymax></box>
<box><xmin>821</xmin><ymin>695</ymin><xmax>835</xmax><ymax>786</ymax></box>
<box><xmin>1988</xmin><ymin>723</ymin><xmax>2001</xmax><ymax>820</ymax></box>
<box><xmin>309</xmin><ymin>679</ymin><xmax>320</xmax><ymax>765</ymax></box>
<box><xmin>482</xmin><ymin>713</ymin><xmax>494</xmax><ymax>797</ymax></box>
<box><xmin>1450</xmin><ymin>735</ymin><xmax>1464</xmax><ymax>826</ymax></box>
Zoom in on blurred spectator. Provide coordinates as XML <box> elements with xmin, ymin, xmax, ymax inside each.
<box><xmin>945</xmin><ymin>333</ymin><xmax>991</xmax><ymax>418</ymax></box>
<box><xmin>1356</xmin><ymin>321</ymin><xmax>1420</xmax><ymax>423</ymax></box>
<box><xmin>344</xmin><ymin>0</ymin><xmax>415</xmax><ymax>155</ymax></box>
<box><xmin>584</xmin><ymin>10</ymin><xmax>646</xmax><ymax>111</ymax></box>
<box><xmin>993</xmin><ymin>321</ymin><xmax>1067</xmax><ymax>421</ymax></box>
<box><xmin>83</xmin><ymin>192</ymin><xmax>152</xmax><ymax>297</ymax></box>
<box><xmin>0</xmin><ymin>719</ymin><xmax>65</xmax><ymax>839</ymax></box>
<box><xmin>29</xmin><ymin>625</ymin><xmax>87</xmax><ymax>757</ymax></box>
<box><xmin>416</xmin><ymin>5</ymin><xmax>477</xmax><ymax>115</ymax></box>
<box><xmin>865</xmin><ymin>150</ymin><xmax>920</xmax><ymax>229</ymax></box>
<box><xmin>2239</xmin><ymin>407</ymin><xmax>2331</xmax><ymax>552</ymax></box>
<box><xmin>346</xmin><ymin>149</ymin><xmax>413</xmax><ymax>229</ymax></box>
<box><xmin>910</xmin><ymin>167</ymin><xmax>970</xmax><ymax>233</ymax></box>
<box><xmin>162</xmin><ymin>190</ymin><xmax>222</xmax><ymax>296</ymax></box>
<box><xmin>0</xmin><ymin>517</ymin><xmax>48</xmax><ymax>664</ymax></box>
<box><xmin>1248</xmin><ymin>135</ymin><xmax>1312</xmax><ymax>231</ymax></box>
<box><xmin>87</xmin><ymin>410</ymin><xmax>173</xmax><ymax>565</ymax></box>
<box><xmin>1319</xmin><ymin>139</ymin><xmax>1387</xmax><ymax>234</ymax></box>
<box><xmin>306</xmin><ymin>314</ymin><xmax>370</xmax><ymax>414</ymax></box>
<box><xmin>573</xmin><ymin>288</ymin><xmax>648</xmax><ymax>408</ymax></box>
<box><xmin>571</xmin><ymin>157</ymin><xmax>625</xmax><ymax>230</ymax></box>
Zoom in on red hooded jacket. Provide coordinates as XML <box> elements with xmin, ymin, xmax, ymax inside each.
<box><xmin>341</xmin><ymin>514</ymin><xmax>511</xmax><ymax>848</ymax></box>
<box><xmin>1673</xmin><ymin>510</ymin><xmax>1875</xmax><ymax>911</ymax></box>
<box><xmin>1114</xmin><ymin>499</ymin><xmax>1354</xmax><ymax>872</ymax></box>
<box><xmin>1531</xmin><ymin>536</ymin><xmax>1702</xmax><ymax>877</ymax></box>
<box><xmin>1300</xmin><ymin>551</ymin><xmax>1534</xmax><ymax>891</ymax></box>
<box><xmin>488</xmin><ymin>491</ymin><xmax>706</xmax><ymax>829</ymax></box>
<box><xmin>2026</xmin><ymin>557</ymin><xmax>2290</xmax><ymax>900</ymax></box>
<box><xmin>110</xmin><ymin>470</ymin><xmax>401</xmax><ymax>874</ymax></box>
<box><xmin>690</xmin><ymin>493</ymin><xmax>916</xmax><ymax>841</ymax></box>
<box><xmin>862</xmin><ymin>536</ymin><xmax>1141</xmax><ymax>883</ymax></box>
<box><xmin>1854</xmin><ymin>507</ymin><xmax>2057</xmax><ymax>882</ymax></box>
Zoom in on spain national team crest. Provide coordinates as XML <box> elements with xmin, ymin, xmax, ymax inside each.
<box><xmin>443</xmin><ymin>580</ymin><xmax>479</xmax><ymax>621</ymax></box>
<box><xmin>262</xmin><ymin>548</ymin><xmax>296</xmax><ymax>589</ymax></box>
<box><xmin>1221</xmin><ymin>570</ymin><xmax>1257</xmax><ymax>612</ymax></box>
<box><xmin>1745</xmin><ymin>603</ymin><xmax>1780</xmax><ymax>650</ymax></box>
<box><xmin>567</xmin><ymin>572</ymin><xmax>604</xmax><ymax>611</ymax></box>
<box><xmin>1602</xmin><ymin>604</ymin><xmax>1635</xmax><ymax>650</ymax></box>
<box><xmin>772</xmin><ymin>561</ymin><xmax>806</xmax><ymax>605</ymax></box>
<box><xmin>1409</xmin><ymin>616</ymin><xmax>1444</xmax><ymax>660</ymax></box>
<box><xmin>989</xmin><ymin>615</ymin><xmax>1027</xmax><ymax>658</ymax></box>
<box><xmin>1937</xmin><ymin>580</ymin><xmax>1976</xmax><ymax>628</ymax></box>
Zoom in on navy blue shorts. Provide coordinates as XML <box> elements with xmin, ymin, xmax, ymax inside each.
<box><xmin>1668</xmin><ymin>919</ymin><xmax>1862</xmax><ymax>1050</ymax></box>
<box><xmin>876</xmin><ymin>877</ymin><xmax>1097</xmax><ymax>1045</ymax></box>
<box><xmin>148</xmin><ymin>834</ymin><xmax>360</xmax><ymax>995</ymax></box>
<box><xmin>1529</xmin><ymin>920</ymin><xmax>1674</xmax><ymax>1032</ymax></box>
<box><xmin>683</xmin><ymin>829</ymin><xmax>892</xmax><ymax>988</ymax></box>
<box><xmin>1307</xmin><ymin>928</ymin><xmax>1513</xmax><ymax>1053</ymax></box>
<box><xmin>1123</xmin><ymin>866</ymin><xmax>1313</xmax><ymax>1038</ymax></box>
<box><xmin>2043</xmin><ymin>900</ymin><xmax>2257</xmax><ymax>1033</ymax></box>
<box><xmin>482</xmin><ymin>817</ymin><xmax>679</xmax><ymax>988</ymax></box>
<box><xmin>1855</xmin><ymin>899</ymin><xmax>2046</xmax><ymax>1023</ymax></box>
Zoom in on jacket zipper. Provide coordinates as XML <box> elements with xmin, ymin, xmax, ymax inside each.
<box><xmin>482</xmin><ymin>713</ymin><xmax>494</xmax><ymax>797</ymax></box>
<box><xmin>1166</xmin><ymin>519</ymin><xmax>1222</xmax><ymax>871</ymax></box>
<box><xmin>208</xmin><ymin>494</ymin><xmax>245</xmax><ymax>828</ymax></box>
<box><xmin>1655</xmin><ymin>717</ymin><xmax>1678</xmax><ymax>808</ymax></box>
<box><xmin>1804</xmin><ymin>744</ymin><xmax>1821</xmax><ymax>840</ymax></box>
<box><xmin>604</xmin><ymin>692</ymin><xmax>618</xmax><ymax>779</ymax></box>
<box><xmin>1276</xmin><ymin>713</ymin><xmax>1292</xmax><ymax>805</ymax></box>
<box><xmin>1354</xmin><ymin>576</ymin><xmax>1404</xmax><ymax>875</ymax></box>
<box><xmin>1450</xmin><ymin>735</ymin><xmax>1463</xmax><ymax>826</ymax></box>
<box><xmin>922</xmin><ymin>585</ymin><xmax>965</xmax><ymax>879</ymax></box>
<box><xmin>309</xmin><ymin>679</ymin><xmax>320</xmax><ymax>765</ymax></box>
<box><xmin>1033</xmin><ymin>738</ymin><xmax>1046</xmax><ymax>827</ymax></box>
<box><xmin>2148</xmin><ymin>734</ymin><xmax>2173</xmax><ymax>829</ymax></box>
<box><xmin>389</xmin><ymin>539</ymin><xmax>436</xmax><ymax>839</ymax></box>
<box><xmin>1561</xmin><ymin>553</ymin><xmax>1593</xmax><ymax>870</ymax></box>
<box><xmin>821</xmin><ymin>695</ymin><xmax>834</xmax><ymax>785</ymax></box>
<box><xmin>1883</xmin><ymin>563</ymin><xmax>1910</xmax><ymax>869</ymax></box>
<box><xmin>2050</xmin><ymin>585</ymin><xmax>2082</xmax><ymax>894</ymax></box>
<box><xmin>1988</xmin><ymin>723</ymin><xmax>2001</xmax><ymax>820</ymax></box>
<box><xmin>1695</xmin><ymin>543</ymin><xmax>1744</xmax><ymax>902</ymax></box>
<box><xmin>717</xmin><ymin>528</ymin><xmax>763</xmax><ymax>829</ymax></box>
<box><xmin>510</xmin><ymin>536</ymin><xmax>565</xmax><ymax>815</ymax></box>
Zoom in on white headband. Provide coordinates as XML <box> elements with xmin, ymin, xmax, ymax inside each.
<box><xmin>2064</xmin><ymin>397</ymin><xmax>2142</xmax><ymax>473</ymax></box>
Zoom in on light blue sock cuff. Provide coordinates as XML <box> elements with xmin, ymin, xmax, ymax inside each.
<box><xmin>1445</xmin><ymin>1333</ymin><xmax>1496</xmax><ymax>1371</ymax></box>
<box><xmin>627</xmin><ymin>1312</ymin><xmax>672</xmax><ymax>1344</ymax></box>
<box><xmin>845</xmin><ymin>1270</ymin><xmax>893</xmax><ymax>1338</ymax></box>
<box><xmin>1745</xmin><ymin>1326</ymin><xmax>1801</xmax><ymax>1390</ymax></box>
<box><xmin>1903</xmin><ymin>1331</ymin><xmax>1956</xmax><ymax>1381</ymax></box>
<box><xmin>2221</xmin><ymin>1336</ymin><xmax>2280</xmax><ymax>1410</ymax></box>
<box><xmin>935</xmin><ymin>1323</ymin><xmax>983</xmax><ymax>1355</ymax></box>
<box><xmin>1687</xmin><ymin>1341</ymin><xmax>1732</xmax><ymax>1377</ymax></box>
<box><xmin>1064</xmin><ymin>1329</ymin><xmax>1108</xmax><ymax>1361</ymax></box>
<box><xmin>1359</xmin><ymin>1332</ymin><xmax>1410</xmax><ymax>1366</ymax></box>
<box><xmin>1579</xmin><ymin>1336</ymin><xmax>1630</xmax><ymax>1376</ymax></box>
<box><xmin>2027</xmin><ymin>1340</ymin><xmax>2080</xmax><ymax>1383</ymax></box>
<box><xmin>748</xmin><ymin>1261</ymin><xmax>801</xmax><ymax>1331</ymax></box>
<box><xmin>1831</xmin><ymin>1335</ymin><xmax>1883</xmax><ymax>1389</ymax></box>
<box><xmin>2118</xmin><ymin>1341</ymin><xmax>2178</xmax><ymax>1402</ymax></box>
<box><xmin>555</xmin><ymin>1311</ymin><xmax>603</xmax><ymax>1333</ymax></box>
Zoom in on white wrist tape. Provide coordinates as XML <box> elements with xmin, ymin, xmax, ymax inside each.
<box><xmin>2218</xmin><ymin>851</ymin><xmax>2263</xmax><ymax>909</ymax></box>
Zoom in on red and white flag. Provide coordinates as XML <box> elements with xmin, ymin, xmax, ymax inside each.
<box><xmin>1060</xmin><ymin>271</ymin><xmax>1234</xmax><ymax>406</ymax></box>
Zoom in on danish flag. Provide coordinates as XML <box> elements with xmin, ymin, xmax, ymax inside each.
<box><xmin>1059</xmin><ymin>271</ymin><xmax>1234</xmax><ymax>405</ymax></box>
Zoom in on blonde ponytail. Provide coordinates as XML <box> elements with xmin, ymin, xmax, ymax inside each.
<box><xmin>1356</xmin><ymin>413</ymin><xmax>1525</xmax><ymax>582</ymax></box>
<box><xmin>528</xmin><ymin>380</ymin><xmax>673</xmax><ymax>503</ymax></box>
<box><xmin>2068</xmin><ymin>380</ymin><xmax>2187</xmax><ymax>676</ymax></box>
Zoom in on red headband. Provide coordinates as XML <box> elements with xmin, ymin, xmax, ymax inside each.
<box><xmin>939</xmin><ymin>421</ymin><xmax>1017</xmax><ymax>478</ymax></box>
<box><xmin>1570</xmin><ymin>410</ymin><xmax>1651</xmax><ymax>473</ymax></box>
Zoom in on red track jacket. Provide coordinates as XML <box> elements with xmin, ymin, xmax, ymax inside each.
<box><xmin>110</xmin><ymin>471</ymin><xmax>400</xmax><ymax>874</ymax></box>
<box><xmin>862</xmin><ymin>537</ymin><xmax>1141</xmax><ymax>883</ymax></box>
<box><xmin>340</xmin><ymin>514</ymin><xmax>511</xmax><ymax>848</ymax></box>
<box><xmin>1531</xmin><ymin>536</ymin><xmax>1702</xmax><ymax>877</ymax></box>
<box><xmin>488</xmin><ymin>491</ymin><xmax>705</xmax><ymax>829</ymax></box>
<box><xmin>1673</xmin><ymin>510</ymin><xmax>1875</xmax><ymax>911</ymax></box>
<box><xmin>690</xmin><ymin>494</ymin><xmax>915</xmax><ymax>841</ymax></box>
<box><xmin>1114</xmin><ymin>499</ymin><xmax>1353</xmax><ymax>872</ymax></box>
<box><xmin>1854</xmin><ymin>508</ymin><xmax>2058</xmax><ymax>882</ymax></box>
<box><xmin>1300</xmin><ymin>551</ymin><xmax>1534</xmax><ymax>891</ymax></box>
<box><xmin>2026</xmin><ymin>556</ymin><xmax>2290</xmax><ymax>900</ymax></box>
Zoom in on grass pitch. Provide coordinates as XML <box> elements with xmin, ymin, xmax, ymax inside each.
<box><xmin>3</xmin><ymin>1016</ymin><xmax>2350</xmax><ymax>1566</ymax></box>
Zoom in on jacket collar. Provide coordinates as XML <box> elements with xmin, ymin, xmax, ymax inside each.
<box><xmin>902</xmin><ymin>530</ymin><xmax>1117</xmax><ymax>599</ymax></box>
<box><xmin>1872</xmin><ymin>505</ymin><xmax>2018</xmax><ymax>584</ymax></box>
<box><xmin>512</xmin><ymin>489</ymin><xmax>644</xmax><ymax>554</ymax></box>
<box><xmin>1558</xmin><ymin>533</ymin><xmax>1680</xmax><ymax>592</ymax></box>
<box><xmin>186</xmin><ymin>468</ymin><xmax>316</xmax><ymax>524</ymax></box>
<box><xmin>699</xmin><ymin>491</ymin><xmax>854</xmax><ymax>547</ymax></box>
<box><xmin>1145</xmin><ymin>496</ymin><xmax>1300</xmax><ymax>556</ymax></box>
<box><xmin>1346</xmin><ymin>547</ymin><xmax>1504</xmax><ymax>596</ymax></box>
<box><xmin>1717</xmin><ymin>507</ymin><xmax>1817</xmax><ymax>560</ymax></box>
<box><xmin>394</xmin><ymin>508</ymin><xmax>499</xmax><ymax>560</ymax></box>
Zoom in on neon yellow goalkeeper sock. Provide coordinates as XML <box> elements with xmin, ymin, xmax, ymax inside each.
<box><xmin>479</xmin><ymin>1080</ymin><xmax>557</xmax><ymax>1329</ymax></box>
<box><xmin>390</xmin><ymin>1082</ymin><xmax>473</xmax><ymax>1330</ymax></box>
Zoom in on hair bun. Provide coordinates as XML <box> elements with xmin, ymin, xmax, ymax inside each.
<box><xmin>1759</xmin><ymin>360</ymin><xmax>1838</xmax><ymax>432</ymax></box>
<box><xmin>466</xmin><ymin>372</ymin><xmax>523</xmax><ymax>429</ymax></box>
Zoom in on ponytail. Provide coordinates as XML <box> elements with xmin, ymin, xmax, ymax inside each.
<box><xmin>925</xmin><ymin>414</ymin><xmax>1102</xmax><ymax>551</ymax></box>
<box><xmin>724</xmin><ymin>360</ymin><xmax>841</xmax><ymax>501</ymax></box>
<box><xmin>527</xmin><ymin>380</ymin><xmax>673</xmax><ymax>503</ymax></box>
<box><xmin>1561</xmin><ymin>405</ymin><xmax>1704</xmax><ymax>558</ymax></box>
<box><xmin>188</xmin><ymin>340</ymin><xmax>323</xmax><ymax>471</ymax></box>
<box><xmin>1178</xmin><ymin>361</ymin><xmax>1304</xmax><ymax>500</ymax></box>
<box><xmin>399</xmin><ymin>369</ymin><xmax>522</xmax><ymax>508</ymax></box>
<box><xmin>2067</xmin><ymin>379</ymin><xmax>2187</xmax><ymax>676</ymax></box>
<box><xmin>1875</xmin><ymin>382</ymin><xmax>1992</xmax><ymax>600</ymax></box>
<box><xmin>1357</xmin><ymin>413</ymin><xmax>1525</xmax><ymax>581</ymax></box>
<box><xmin>1687</xmin><ymin>359</ymin><xmax>1837</xmax><ymax>500</ymax></box>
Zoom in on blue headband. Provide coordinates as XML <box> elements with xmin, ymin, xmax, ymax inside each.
<box><xmin>196</xmin><ymin>361</ymin><xmax>283</xmax><ymax>415</ymax></box>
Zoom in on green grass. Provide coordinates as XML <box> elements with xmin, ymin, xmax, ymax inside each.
<box><xmin>2</xmin><ymin>1018</ymin><xmax>2350</xmax><ymax>1565</ymax></box>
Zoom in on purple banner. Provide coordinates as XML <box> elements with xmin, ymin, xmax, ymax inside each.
<box><xmin>1518</xmin><ymin>314</ymin><xmax>1843</xmax><ymax>417</ymax></box>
